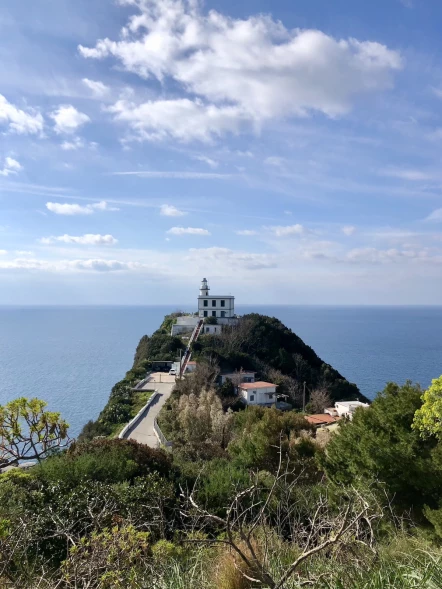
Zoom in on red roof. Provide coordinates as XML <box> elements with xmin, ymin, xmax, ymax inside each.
<box><xmin>305</xmin><ymin>414</ymin><xmax>339</xmax><ymax>426</ymax></box>
<box><xmin>240</xmin><ymin>381</ymin><xmax>277</xmax><ymax>390</ymax></box>
<box><xmin>187</xmin><ymin>361</ymin><xmax>197</xmax><ymax>365</ymax></box>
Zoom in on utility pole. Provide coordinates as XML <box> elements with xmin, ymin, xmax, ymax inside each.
<box><xmin>302</xmin><ymin>381</ymin><xmax>306</xmax><ymax>413</ymax></box>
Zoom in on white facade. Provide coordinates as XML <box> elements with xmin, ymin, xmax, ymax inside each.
<box><xmin>325</xmin><ymin>401</ymin><xmax>369</xmax><ymax>419</ymax></box>
<box><xmin>198</xmin><ymin>278</ymin><xmax>235</xmax><ymax>319</ymax></box>
<box><xmin>240</xmin><ymin>382</ymin><xmax>277</xmax><ymax>406</ymax></box>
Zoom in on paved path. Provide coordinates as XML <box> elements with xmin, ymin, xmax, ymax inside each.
<box><xmin>125</xmin><ymin>374</ymin><xmax>175</xmax><ymax>448</ymax></box>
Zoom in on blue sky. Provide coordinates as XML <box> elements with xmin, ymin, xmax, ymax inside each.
<box><xmin>1</xmin><ymin>0</ymin><xmax>442</xmax><ymax>305</ymax></box>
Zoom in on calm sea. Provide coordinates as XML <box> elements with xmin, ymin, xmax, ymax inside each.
<box><xmin>1</xmin><ymin>305</ymin><xmax>441</xmax><ymax>437</ymax></box>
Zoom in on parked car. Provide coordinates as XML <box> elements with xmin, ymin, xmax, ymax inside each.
<box><xmin>169</xmin><ymin>369</ymin><xmax>177</xmax><ymax>376</ymax></box>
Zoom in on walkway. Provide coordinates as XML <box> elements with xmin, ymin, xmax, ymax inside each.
<box><xmin>124</xmin><ymin>372</ymin><xmax>175</xmax><ymax>448</ymax></box>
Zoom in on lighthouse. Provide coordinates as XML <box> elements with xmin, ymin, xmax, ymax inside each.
<box><xmin>198</xmin><ymin>278</ymin><xmax>235</xmax><ymax>320</ymax></box>
<box><xmin>200</xmin><ymin>277</ymin><xmax>210</xmax><ymax>297</ymax></box>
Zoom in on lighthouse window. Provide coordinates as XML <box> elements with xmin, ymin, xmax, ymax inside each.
<box><xmin>203</xmin><ymin>311</ymin><xmax>208</xmax><ymax>317</ymax></box>
<box><xmin>212</xmin><ymin>311</ymin><xmax>216</xmax><ymax>317</ymax></box>
<box><xmin>212</xmin><ymin>300</ymin><xmax>216</xmax><ymax>307</ymax></box>
<box><xmin>221</xmin><ymin>311</ymin><xmax>226</xmax><ymax>318</ymax></box>
<box><xmin>203</xmin><ymin>300</ymin><xmax>208</xmax><ymax>307</ymax></box>
<box><xmin>221</xmin><ymin>300</ymin><xmax>225</xmax><ymax>307</ymax></box>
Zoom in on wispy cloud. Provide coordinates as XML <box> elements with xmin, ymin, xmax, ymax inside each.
<box><xmin>167</xmin><ymin>227</ymin><xmax>210</xmax><ymax>236</ymax></box>
<box><xmin>0</xmin><ymin>94</ymin><xmax>44</xmax><ymax>135</ymax></box>
<box><xmin>269</xmin><ymin>224</ymin><xmax>306</xmax><ymax>237</ymax></box>
<box><xmin>342</xmin><ymin>225</ymin><xmax>356</xmax><ymax>236</ymax></box>
<box><xmin>236</xmin><ymin>229</ymin><xmax>257</xmax><ymax>236</ymax></box>
<box><xmin>425</xmin><ymin>208</ymin><xmax>442</xmax><ymax>222</ymax></box>
<box><xmin>380</xmin><ymin>167</ymin><xmax>433</xmax><ymax>181</ymax></box>
<box><xmin>112</xmin><ymin>171</ymin><xmax>231</xmax><ymax>179</ymax></box>
<box><xmin>0</xmin><ymin>157</ymin><xmax>22</xmax><ymax>177</ymax></box>
<box><xmin>160</xmin><ymin>204</ymin><xmax>187</xmax><ymax>217</ymax></box>
<box><xmin>82</xmin><ymin>78</ymin><xmax>109</xmax><ymax>98</ymax></box>
<box><xmin>40</xmin><ymin>234</ymin><xmax>118</xmax><ymax>245</ymax></box>
<box><xmin>46</xmin><ymin>201</ymin><xmax>119</xmax><ymax>215</ymax></box>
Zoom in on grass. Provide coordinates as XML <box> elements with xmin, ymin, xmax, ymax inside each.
<box><xmin>109</xmin><ymin>390</ymin><xmax>155</xmax><ymax>438</ymax></box>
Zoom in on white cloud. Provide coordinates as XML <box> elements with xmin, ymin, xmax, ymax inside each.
<box><xmin>0</xmin><ymin>257</ymin><xmax>151</xmax><ymax>272</ymax></box>
<box><xmin>167</xmin><ymin>227</ymin><xmax>210</xmax><ymax>236</ymax></box>
<box><xmin>425</xmin><ymin>208</ymin><xmax>442</xmax><ymax>222</ymax></box>
<box><xmin>0</xmin><ymin>94</ymin><xmax>44</xmax><ymax>135</ymax></box>
<box><xmin>345</xmin><ymin>247</ymin><xmax>435</xmax><ymax>264</ymax></box>
<box><xmin>50</xmin><ymin>105</ymin><xmax>90</xmax><ymax>134</ymax></box>
<box><xmin>187</xmin><ymin>247</ymin><xmax>276</xmax><ymax>270</ymax></box>
<box><xmin>112</xmin><ymin>170</ymin><xmax>230</xmax><ymax>179</ymax></box>
<box><xmin>194</xmin><ymin>155</ymin><xmax>218</xmax><ymax>168</ymax></box>
<box><xmin>61</xmin><ymin>137</ymin><xmax>84</xmax><ymax>150</ymax></box>
<box><xmin>236</xmin><ymin>229</ymin><xmax>257</xmax><ymax>236</ymax></box>
<box><xmin>46</xmin><ymin>201</ymin><xmax>119</xmax><ymax>215</ymax></box>
<box><xmin>160</xmin><ymin>204</ymin><xmax>186</xmax><ymax>217</ymax></box>
<box><xmin>40</xmin><ymin>234</ymin><xmax>118</xmax><ymax>245</ymax></box>
<box><xmin>265</xmin><ymin>156</ymin><xmax>287</xmax><ymax>168</ymax></box>
<box><xmin>381</xmin><ymin>168</ymin><xmax>432</xmax><ymax>181</ymax></box>
<box><xmin>0</xmin><ymin>250</ymin><xmax>7</xmax><ymax>255</ymax></box>
<box><xmin>15</xmin><ymin>250</ymin><xmax>33</xmax><ymax>256</ymax></box>
<box><xmin>81</xmin><ymin>1</ymin><xmax>402</xmax><ymax>142</ymax></box>
<box><xmin>82</xmin><ymin>78</ymin><xmax>110</xmax><ymax>97</ymax></box>
<box><xmin>108</xmin><ymin>98</ymin><xmax>247</xmax><ymax>142</ymax></box>
<box><xmin>270</xmin><ymin>224</ymin><xmax>306</xmax><ymax>237</ymax></box>
<box><xmin>342</xmin><ymin>225</ymin><xmax>356</xmax><ymax>236</ymax></box>
<box><xmin>0</xmin><ymin>157</ymin><xmax>23</xmax><ymax>177</ymax></box>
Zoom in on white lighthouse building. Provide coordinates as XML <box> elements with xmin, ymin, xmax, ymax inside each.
<box><xmin>198</xmin><ymin>278</ymin><xmax>235</xmax><ymax>320</ymax></box>
<box><xmin>171</xmin><ymin>278</ymin><xmax>237</xmax><ymax>336</ymax></box>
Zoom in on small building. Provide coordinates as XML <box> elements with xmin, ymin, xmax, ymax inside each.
<box><xmin>220</xmin><ymin>371</ymin><xmax>256</xmax><ymax>385</ymax></box>
<box><xmin>239</xmin><ymin>381</ymin><xmax>277</xmax><ymax>406</ymax></box>
<box><xmin>305</xmin><ymin>414</ymin><xmax>340</xmax><ymax>428</ymax></box>
<box><xmin>325</xmin><ymin>401</ymin><xmax>369</xmax><ymax>419</ymax></box>
<box><xmin>171</xmin><ymin>315</ymin><xmax>200</xmax><ymax>336</ymax></box>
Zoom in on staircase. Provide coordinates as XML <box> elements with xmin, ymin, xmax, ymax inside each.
<box><xmin>180</xmin><ymin>319</ymin><xmax>204</xmax><ymax>377</ymax></box>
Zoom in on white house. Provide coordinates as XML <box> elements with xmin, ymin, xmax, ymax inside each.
<box><xmin>239</xmin><ymin>381</ymin><xmax>277</xmax><ymax>406</ymax></box>
<box><xmin>325</xmin><ymin>401</ymin><xmax>369</xmax><ymax>419</ymax></box>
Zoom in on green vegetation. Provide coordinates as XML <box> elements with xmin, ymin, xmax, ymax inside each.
<box><xmin>5</xmin><ymin>316</ymin><xmax>442</xmax><ymax>587</ymax></box>
<box><xmin>192</xmin><ymin>313</ymin><xmax>366</xmax><ymax>406</ymax></box>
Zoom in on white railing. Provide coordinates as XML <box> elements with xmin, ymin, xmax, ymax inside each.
<box><xmin>153</xmin><ymin>417</ymin><xmax>173</xmax><ymax>451</ymax></box>
<box><xmin>118</xmin><ymin>390</ymin><xmax>159</xmax><ymax>439</ymax></box>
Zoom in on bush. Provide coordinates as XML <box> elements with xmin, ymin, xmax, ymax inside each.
<box><xmin>35</xmin><ymin>439</ymin><xmax>173</xmax><ymax>486</ymax></box>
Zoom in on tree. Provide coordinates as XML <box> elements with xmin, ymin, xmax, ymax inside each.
<box><xmin>307</xmin><ymin>388</ymin><xmax>332</xmax><ymax>414</ymax></box>
<box><xmin>322</xmin><ymin>381</ymin><xmax>442</xmax><ymax>512</ymax></box>
<box><xmin>413</xmin><ymin>375</ymin><xmax>442</xmax><ymax>439</ymax></box>
<box><xmin>0</xmin><ymin>398</ymin><xmax>70</xmax><ymax>468</ymax></box>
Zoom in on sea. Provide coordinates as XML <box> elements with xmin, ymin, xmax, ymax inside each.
<box><xmin>1</xmin><ymin>305</ymin><xmax>441</xmax><ymax>437</ymax></box>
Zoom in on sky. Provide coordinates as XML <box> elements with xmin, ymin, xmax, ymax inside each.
<box><xmin>1</xmin><ymin>0</ymin><xmax>442</xmax><ymax>305</ymax></box>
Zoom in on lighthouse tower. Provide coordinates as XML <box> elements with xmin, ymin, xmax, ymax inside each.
<box><xmin>200</xmin><ymin>277</ymin><xmax>210</xmax><ymax>297</ymax></box>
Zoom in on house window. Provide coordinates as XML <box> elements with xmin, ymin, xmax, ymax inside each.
<box><xmin>268</xmin><ymin>394</ymin><xmax>273</xmax><ymax>400</ymax></box>
<box><xmin>203</xmin><ymin>311</ymin><xmax>208</xmax><ymax>317</ymax></box>
<box><xmin>221</xmin><ymin>311</ymin><xmax>226</xmax><ymax>318</ymax></box>
<box><xmin>250</xmin><ymin>395</ymin><xmax>255</xmax><ymax>402</ymax></box>
<box><xmin>203</xmin><ymin>300</ymin><xmax>208</xmax><ymax>307</ymax></box>
<box><xmin>206</xmin><ymin>327</ymin><xmax>210</xmax><ymax>333</ymax></box>
<box><xmin>212</xmin><ymin>300</ymin><xmax>216</xmax><ymax>307</ymax></box>
<box><xmin>212</xmin><ymin>311</ymin><xmax>216</xmax><ymax>317</ymax></box>
<box><xmin>221</xmin><ymin>300</ymin><xmax>225</xmax><ymax>307</ymax></box>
